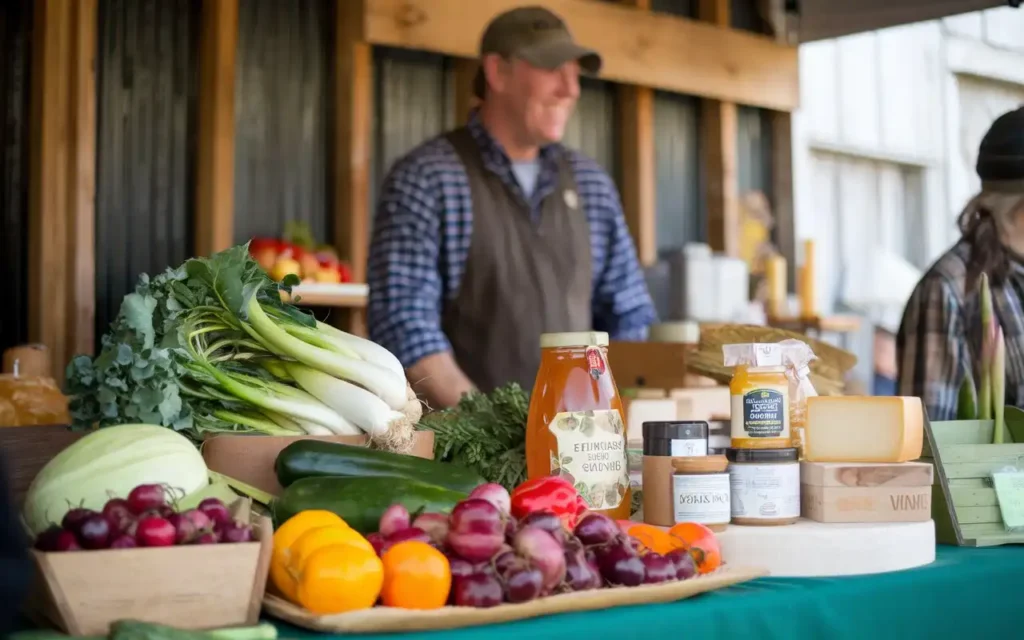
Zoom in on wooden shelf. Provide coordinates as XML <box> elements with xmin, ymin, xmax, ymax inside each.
<box><xmin>768</xmin><ymin>315</ymin><xmax>862</xmax><ymax>334</ymax></box>
<box><xmin>280</xmin><ymin>283</ymin><xmax>368</xmax><ymax>308</ymax></box>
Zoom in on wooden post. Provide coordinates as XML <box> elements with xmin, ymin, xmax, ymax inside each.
<box><xmin>699</xmin><ymin>0</ymin><xmax>739</xmax><ymax>257</ymax></box>
<box><xmin>771</xmin><ymin>111</ymin><xmax>796</xmax><ymax>289</ymax></box>
<box><xmin>27</xmin><ymin>0</ymin><xmax>97</xmax><ymax>377</ymax></box>
<box><xmin>615</xmin><ymin>0</ymin><xmax>656</xmax><ymax>267</ymax></box>
<box><xmin>453</xmin><ymin>59</ymin><xmax>480</xmax><ymax>125</ymax></box>
<box><xmin>195</xmin><ymin>0</ymin><xmax>238</xmax><ymax>257</ymax></box>
<box><xmin>334</xmin><ymin>0</ymin><xmax>374</xmax><ymax>336</ymax></box>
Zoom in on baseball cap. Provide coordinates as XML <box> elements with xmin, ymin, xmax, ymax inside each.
<box><xmin>473</xmin><ymin>6</ymin><xmax>603</xmax><ymax>98</ymax></box>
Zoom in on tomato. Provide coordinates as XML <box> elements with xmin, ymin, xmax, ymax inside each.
<box><xmin>336</xmin><ymin>262</ymin><xmax>352</xmax><ymax>283</ymax></box>
<box><xmin>667</xmin><ymin>522</ymin><xmax>721</xmax><ymax>574</ymax></box>
<box><xmin>271</xmin><ymin>511</ymin><xmax>347</xmax><ymax>600</ymax></box>
<box><xmin>380</xmin><ymin>541</ymin><xmax>451</xmax><ymax>610</ymax></box>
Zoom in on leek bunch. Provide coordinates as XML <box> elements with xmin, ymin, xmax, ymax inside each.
<box><xmin>956</xmin><ymin>273</ymin><xmax>1007</xmax><ymax>443</ymax></box>
<box><xmin>67</xmin><ymin>244</ymin><xmax>420</xmax><ymax>452</ymax></box>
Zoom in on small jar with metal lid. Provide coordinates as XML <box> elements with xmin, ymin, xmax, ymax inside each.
<box><xmin>643</xmin><ymin>421</ymin><xmax>709</xmax><ymax>458</ymax></box>
<box><xmin>671</xmin><ymin>455</ymin><xmax>731</xmax><ymax>532</ymax></box>
<box><xmin>726</xmin><ymin>448</ymin><xmax>800</xmax><ymax>526</ymax></box>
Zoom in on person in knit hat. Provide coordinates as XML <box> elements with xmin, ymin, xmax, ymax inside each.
<box><xmin>898</xmin><ymin>106</ymin><xmax>1024</xmax><ymax>420</ymax></box>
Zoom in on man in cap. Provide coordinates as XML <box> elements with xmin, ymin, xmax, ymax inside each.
<box><xmin>367</xmin><ymin>6</ymin><xmax>657</xmax><ymax>409</ymax></box>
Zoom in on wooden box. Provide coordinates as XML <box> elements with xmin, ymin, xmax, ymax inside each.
<box><xmin>27</xmin><ymin>500</ymin><xmax>273</xmax><ymax>636</ymax></box>
<box><xmin>608</xmin><ymin>341</ymin><xmax>690</xmax><ymax>389</ymax></box>
<box><xmin>924</xmin><ymin>419</ymin><xmax>1024</xmax><ymax>547</ymax></box>
<box><xmin>800</xmin><ymin>461</ymin><xmax>933</xmax><ymax>523</ymax></box>
<box><xmin>0</xmin><ymin>424</ymin><xmax>85</xmax><ymax>506</ymax></box>
<box><xmin>202</xmin><ymin>431</ymin><xmax>436</xmax><ymax>496</ymax></box>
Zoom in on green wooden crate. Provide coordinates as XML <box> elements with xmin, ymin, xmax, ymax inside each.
<box><xmin>923</xmin><ymin>419</ymin><xmax>1024</xmax><ymax>547</ymax></box>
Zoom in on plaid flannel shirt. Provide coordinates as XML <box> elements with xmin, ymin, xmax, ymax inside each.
<box><xmin>896</xmin><ymin>239</ymin><xmax>1024</xmax><ymax>421</ymax></box>
<box><xmin>367</xmin><ymin>112</ymin><xmax>658</xmax><ymax>369</ymax></box>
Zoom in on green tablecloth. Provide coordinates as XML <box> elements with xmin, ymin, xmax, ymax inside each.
<box><xmin>272</xmin><ymin>545</ymin><xmax>1024</xmax><ymax>640</ymax></box>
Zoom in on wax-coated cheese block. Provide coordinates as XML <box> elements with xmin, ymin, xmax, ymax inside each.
<box><xmin>800</xmin><ymin>461</ymin><xmax>933</xmax><ymax>487</ymax></box>
<box><xmin>717</xmin><ymin>519</ymin><xmax>936</xmax><ymax>577</ymax></box>
<box><xmin>804</xmin><ymin>396</ymin><xmax>923</xmax><ymax>463</ymax></box>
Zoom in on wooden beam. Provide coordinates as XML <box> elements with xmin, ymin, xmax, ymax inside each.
<box><xmin>699</xmin><ymin>0</ymin><xmax>739</xmax><ymax>257</ymax></box>
<box><xmin>334</xmin><ymin>0</ymin><xmax>374</xmax><ymax>336</ymax></box>
<box><xmin>195</xmin><ymin>0</ymin><xmax>238</xmax><ymax>256</ymax></box>
<box><xmin>362</xmin><ymin>0</ymin><xmax>799</xmax><ymax>111</ymax></box>
<box><xmin>28</xmin><ymin>0</ymin><xmax>98</xmax><ymax>377</ymax></box>
<box><xmin>616</xmin><ymin>0</ymin><xmax>656</xmax><ymax>267</ymax></box>
<box><xmin>771</xmin><ymin>111</ymin><xmax>796</xmax><ymax>290</ymax></box>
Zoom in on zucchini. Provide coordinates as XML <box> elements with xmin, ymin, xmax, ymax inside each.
<box><xmin>274</xmin><ymin>439</ymin><xmax>485</xmax><ymax>493</ymax></box>
<box><xmin>272</xmin><ymin>476</ymin><xmax>466</xmax><ymax>534</ymax></box>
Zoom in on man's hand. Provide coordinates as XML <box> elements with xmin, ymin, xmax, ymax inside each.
<box><xmin>407</xmin><ymin>352</ymin><xmax>476</xmax><ymax>410</ymax></box>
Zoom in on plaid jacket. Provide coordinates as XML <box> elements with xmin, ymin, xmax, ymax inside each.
<box><xmin>367</xmin><ymin>112</ymin><xmax>657</xmax><ymax>369</ymax></box>
<box><xmin>896</xmin><ymin>239</ymin><xmax>1024</xmax><ymax>421</ymax></box>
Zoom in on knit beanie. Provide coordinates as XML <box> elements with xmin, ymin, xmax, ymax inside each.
<box><xmin>977</xmin><ymin>106</ymin><xmax>1024</xmax><ymax>193</ymax></box>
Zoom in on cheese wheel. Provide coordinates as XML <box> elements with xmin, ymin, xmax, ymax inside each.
<box><xmin>804</xmin><ymin>396</ymin><xmax>924</xmax><ymax>463</ymax></box>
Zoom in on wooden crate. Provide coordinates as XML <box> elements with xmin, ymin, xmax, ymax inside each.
<box><xmin>27</xmin><ymin>500</ymin><xmax>273</xmax><ymax>635</ymax></box>
<box><xmin>924</xmin><ymin>419</ymin><xmax>1024</xmax><ymax>547</ymax></box>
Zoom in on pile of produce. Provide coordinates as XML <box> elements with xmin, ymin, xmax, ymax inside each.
<box><xmin>65</xmin><ymin>244</ymin><xmax>420</xmax><ymax>451</ymax></box>
<box><xmin>270</xmin><ymin>473</ymin><xmax>719</xmax><ymax>615</ymax></box>
<box><xmin>33</xmin><ymin>487</ymin><xmax>252</xmax><ymax>551</ymax></box>
<box><xmin>249</xmin><ymin>221</ymin><xmax>353</xmax><ymax>284</ymax></box>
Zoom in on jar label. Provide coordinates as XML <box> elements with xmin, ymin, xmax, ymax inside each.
<box><xmin>548</xmin><ymin>410</ymin><xmax>628</xmax><ymax>510</ymax></box>
<box><xmin>670</xmin><ymin>439</ymin><xmax>708</xmax><ymax>457</ymax></box>
<box><xmin>739</xmin><ymin>387</ymin><xmax>787</xmax><ymax>439</ymax></box>
<box><xmin>585</xmin><ymin>347</ymin><xmax>606</xmax><ymax>380</ymax></box>
<box><xmin>672</xmin><ymin>473</ymin><xmax>731</xmax><ymax>525</ymax></box>
<box><xmin>729</xmin><ymin>462</ymin><xmax>800</xmax><ymax>519</ymax></box>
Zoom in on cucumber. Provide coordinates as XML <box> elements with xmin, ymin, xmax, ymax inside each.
<box><xmin>274</xmin><ymin>439</ymin><xmax>485</xmax><ymax>493</ymax></box>
<box><xmin>272</xmin><ymin>476</ymin><xmax>466</xmax><ymax>534</ymax></box>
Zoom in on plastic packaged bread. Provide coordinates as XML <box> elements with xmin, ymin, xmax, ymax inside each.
<box><xmin>0</xmin><ymin>374</ymin><xmax>71</xmax><ymax>427</ymax></box>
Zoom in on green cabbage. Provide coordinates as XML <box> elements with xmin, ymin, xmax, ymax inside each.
<box><xmin>23</xmin><ymin>424</ymin><xmax>209</xmax><ymax>534</ymax></box>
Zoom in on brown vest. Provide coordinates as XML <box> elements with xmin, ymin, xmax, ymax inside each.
<box><xmin>441</xmin><ymin>127</ymin><xmax>592</xmax><ymax>393</ymax></box>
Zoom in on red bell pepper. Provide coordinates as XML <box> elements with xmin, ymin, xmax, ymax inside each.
<box><xmin>510</xmin><ymin>476</ymin><xmax>588</xmax><ymax>530</ymax></box>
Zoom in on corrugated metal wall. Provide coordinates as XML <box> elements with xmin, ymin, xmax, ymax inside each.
<box><xmin>94</xmin><ymin>0</ymin><xmax>200</xmax><ymax>340</ymax></box>
<box><xmin>0</xmin><ymin>0</ymin><xmax>31</xmax><ymax>354</ymax></box>
<box><xmin>233</xmin><ymin>0</ymin><xmax>332</xmax><ymax>244</ymax></box>
<box><xmin>370</xmin><ymin>48</ymin><xmax>455</xmax><ymax>216</ymax></box>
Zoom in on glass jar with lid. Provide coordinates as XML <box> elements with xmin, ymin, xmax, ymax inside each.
<box><xmin>526</xmin><ymin>331</ymin><xmax>631</xmax><ymax>520</ymax></box>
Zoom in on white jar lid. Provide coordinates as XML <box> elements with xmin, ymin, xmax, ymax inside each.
<box><xmin>540</xmin><ymin>331</ymin><xmax>609</xmax><ymax>348</ymax></box>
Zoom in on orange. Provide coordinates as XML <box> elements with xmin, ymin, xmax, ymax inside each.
<box><xmin>271</xmin><ymin>510</ymin><xmax>347</xmax><ymax>600</ymax></box>
<box><xmin>625</xmin><ymin>523</ymin><xmax>677</xmax><ymax>555</ymax></box>
<box><xmin>380</xmin><ymin>541</ymin><xmax>451</xmax><ymax>610</ymax></box>
<box><xmin>295</xmin><ymin>544</ymin><xmax>383</xmax><ymax>615</ymax></box>
<box><xmin>667</xmin><ymin>522</ymin><xmax>721</xmax><ymax>574</ymax></box>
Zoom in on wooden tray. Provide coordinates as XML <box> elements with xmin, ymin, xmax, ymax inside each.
<box><xmin>263</xmin><ymin>564</ymin><xmax>767</xmax><ymax>633</ymax></box>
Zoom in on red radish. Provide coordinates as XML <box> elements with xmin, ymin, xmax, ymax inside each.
<box><xmin>102</xmin><ymin>498</ymin><xmax>135</xmax><ymax>535</ymax></box>
<box><xmin>447</xmin><ymin>555</ymin><xmax>476</xmax><ymax>580</ymax></box>
<box><xmin>219</xmin><ymin>523</ymin><xmax>254</xmax><ymax>543</ymax></box>
<box><xmin>382</xmin><ymin>527</ymin><xmax>431</xmax><ymax>553</ymax></box>
<box><xmin>594</xmin><ymin>540</ymin><xmax>644</xmax><ymax>586</ymax></box>
<box><xmin>194</xmin><ymin>532</ymin><xmax>219</xmax><ymax>545</ymax></box>
<box><xmin>512</xmin><ymin>526</ymin><xmax>566</xmax><ymax>592</ymax></box>
<box><xmin>447</xmin><ymin>499</ymin><xmax>505</xmax><ymax>562</ymax></box>
<box><xmin>367</xmin><ymin>533</ymin><xmax>385</xmax><ymax>556</ymax></box>
<box><xmin>54</xmin><ymin>531</ymin><xmax>81</xmax><ymax>552</ymax></box>
<box><xmin>411</xmin><ymin>512</ymin><xmax>450</xmax><ymax>545</ymax></box>
<box><xmin>197</xmin><ymin>498</ymin><xmax>232</xmax><ymax>525</ymax></box>
<box><xmin>61</xmin><ymin>507</ymin><xmax>97</xmax><ymax>532</ymax></box>
<box><xmin>504</xmin><ymin>518</ymin><xmax>518</xmax><ymax>543</ymax></box>
<box><xmin>665</xmin><ymin>548</ymin><xmax>696</xmax><ymax>580</ymax></box>
<box><xmin>167</xmin><ymin>513</ymin><xmax>196</xmax><ymax>544</ymax></box>
<box><xmin>77</xmin><ymin>514</ymin><xmax>112</xmax><ymax>549</ymax></box>
<box><xmin>468</xmin><ymin>483</ymin><xmax>511</xmax><ymax>516</ymax></box>
<box><xmin>492</xmin><ymin>549</ymin><xmax>520</xmax><ymax>578</ymax></box>
<box><xmin>127</xmin><ymin>484</ymin><xmax>166</xmax><ymax>514</ymax></box>
<box><xmin>109</xmin><ymin>535</ymin><xmax>138</xmax><ymax>549</ymax></box>
<box><xmin>34</xmin><ymin>526</ymin><xmax>64</xmax><ymax>552</ymax></box>
<box><xmin>574</xmin><ymin>513</ymin><xmax>619</xmax><ymax>547</ymax></box>
<box><xmin>503</xmin><ymin>564</ymin><xmax>544</xmax><ymax>603</ymax></box>
<box><xmin>136</xmin><ymin>516</ymin><xmax>175</xmax><ymax>547</ymax></box>
<box><xmin>451</xmin><ymin>573</ymin><xmax>503</xmax><ymax>608</ymax></box>
<box><xmin>563</xmin><ymin>549</ymin><xmax>601</xmax><ymax>591</ymax></box>
<box><xmin>181</xmin><ymin>509</ymin><xmax>213</xmax><ymax>532</ymax></box>
<box><xmin>519</xmin><ymin>511</ymin><xmax>567</xmax><ymax>543</ymax></box>
<box><xmin>378</xmin><ymin>504</ymin><xmax>411</xmax><ymax>538</ymax></box>
<box><xmin>157</xmin><ymin>505</ymin><xmax>176</xmax><ymax>519</ymax></box>
<box><xmin>641</xmin><ymin>552</ymin><xmax>677</xmax><ymax>584</ymax></box>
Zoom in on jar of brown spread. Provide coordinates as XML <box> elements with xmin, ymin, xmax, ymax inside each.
<box><xmin>726</xmin><ymin>447</ymin><xmax>800</xmax><ymax>526</ymax></box>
